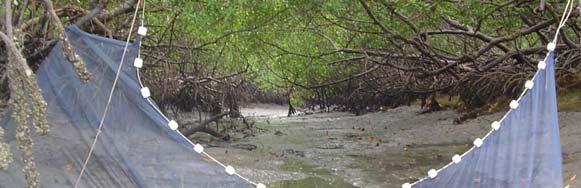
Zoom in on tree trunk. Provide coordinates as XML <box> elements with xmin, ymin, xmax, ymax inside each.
<box><xmin>287</xmin><ymin>97</ymin><xmax>296</xmax><ymax>117</ymax></box>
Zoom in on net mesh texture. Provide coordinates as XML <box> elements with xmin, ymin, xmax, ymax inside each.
<box><xmin>0</xmin><ymin>26</ymin><xmax>250</xmax><ymax>188</ymax></box>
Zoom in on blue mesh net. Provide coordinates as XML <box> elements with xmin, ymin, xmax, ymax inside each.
<box><xmin>0</xmin><ymin>26</ymin><xmax>250</xmax><ymax>188</ymax></box>
<box><xmin>411</xmin><ymin>52</ymin><xmax>563</xmax><ymax>187</ymax></box>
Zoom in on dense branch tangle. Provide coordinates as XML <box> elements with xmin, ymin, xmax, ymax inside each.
<box><xmin>264</xmin><ymin>1</ymin><xmax>581</xmax><ymax>111</ymax></box>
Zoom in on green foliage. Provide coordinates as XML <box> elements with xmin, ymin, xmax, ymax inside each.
<box><xmin>143</xmin><ymin>1</ymin><xmax>349</xmax><ymax>90</ymax></box>
<box><xmin>140</xmin><ymin>0</ymin><xmax>564</xmax><ymax>101</ymax></box>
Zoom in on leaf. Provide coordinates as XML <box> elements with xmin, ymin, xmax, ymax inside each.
<box><xmin>570</xmin><ymin>174</ymin><xmax>576</xmax><ymax>181</ymax></box>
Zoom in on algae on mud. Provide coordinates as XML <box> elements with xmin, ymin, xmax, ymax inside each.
<box><xmin>273</xmin><ymin>159</ymin><xmax>354</xmax><ymax>188</ymax></box>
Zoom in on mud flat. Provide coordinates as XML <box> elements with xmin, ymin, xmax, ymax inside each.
<box><xmin>203</xmin><ymin>104</ymin><xmax>581</xmax><ymax>187</ymax></box>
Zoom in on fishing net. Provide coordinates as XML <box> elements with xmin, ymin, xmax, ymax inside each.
<box><xmin>0</xmin><ymin>26</ymin><xmax>250</xmax><ymax>188</ymax></box>
<box><xmin>411</xmin><ymin>53</ymin><xmax>563</xmax><ymax>187</ymax></box>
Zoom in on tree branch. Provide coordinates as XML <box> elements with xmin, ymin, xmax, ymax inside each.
<box><xmin>41</xmin><ymin>0</ymin><xmax>91</xmax><ymax>81</ymax></box>
<box><xmin>181</xmin><ymin>111</ymin><xmax>232</xmax><ymax>139</ymax></box>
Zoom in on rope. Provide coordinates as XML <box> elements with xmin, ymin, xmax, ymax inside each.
<box><xmin>552</xmin><ymin>0</ymin><xmax>575</xmax><ymax>43</ymax></box>
<box><xmin>138</xmin><ymin>0</ymin><xmax>146</xmax><ymax>57</ymax></box>
<box><xmin>136</xmin><ymin>0</ymin><xmax>146</xmax><ymax>87</ymax></box>
<box><xmin>73</xmin><ymin>1</ymin><xmax>143</xmax><ymax>187</ymax></box>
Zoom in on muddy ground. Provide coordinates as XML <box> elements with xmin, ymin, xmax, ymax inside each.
<box><xmin>195</xmin><ymin>104</ymin><xmax>581</xmax><ymax>188</ymax></box>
